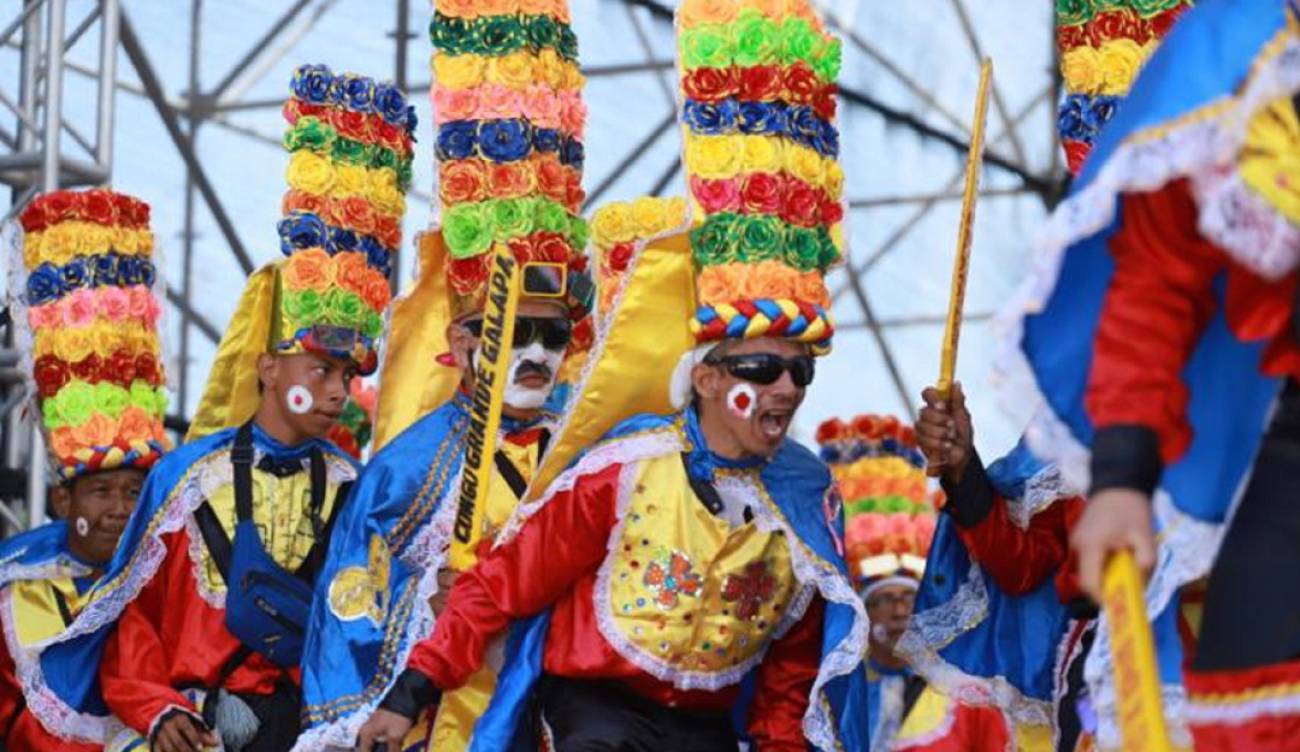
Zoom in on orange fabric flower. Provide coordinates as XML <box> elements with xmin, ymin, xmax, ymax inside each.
<box><xmin>361</xmin><ymin>276</ymin><xmax>392</xmax><ymax>313</ymax></box>
<box><xmin>340</xmin><ymin>196</ymin><xmax>377</xmax><ymax>235</ymax></box>
<box><xmin>73</xmin><ymin>413</ymin><xmax>118</xmax><ymax>449</ymax></box>
<box><xmin>679</xmin><ymin>0</ymin><xmax>738</xmax><ymax>25</ymax></box>
<box><xmin>488</xmin><ymin>162</ymin><xmax>537</xmax><ymax>199</ymax></box>
<box><xmin>746</xmin><ymin>260</ymin><xmax>795</xmax><ymax>300</ymax></box>
<box><xmin>49</xmin><ymin>426</ymin><xmax>80</xmax><ymax>461</ymax></box>
<box><xmin>795</xmin><ymin>270</ymin><xmax>830</xmax><ymax>309</ymax></box>
<box><xmin>283</xmin><ymin>248</ymin><xmax>335</xmax><ymax>294</ymax></box>
<box><xmin>334</xmin><ymin>252</ymin><xmax>371</xmax><ymax>292</ymax></box>
<box><xmin>697</xmin><ymin>265</ymin><xmax>741</xmax><ymax>305</ymax></box>
<box><xmin>117</xmin><ymin>407</ymin><xmax>156</xmax><ymax>442</ymax></box>
<box><xmin>439</xmin><ymin>0</ymin><xmax>481</xmax><ymax>18</ymax></box>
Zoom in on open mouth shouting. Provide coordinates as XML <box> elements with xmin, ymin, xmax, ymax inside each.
<box><xmin>756</xmin><ymin>406</ymin><xmax>793</xmax><ymax>442</ymax></box>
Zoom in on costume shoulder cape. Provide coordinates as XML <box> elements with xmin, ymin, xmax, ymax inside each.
<box><xmin>297</xmin><ymin>397</ymin><xmax>470</xmax><ymax>750</ymax></box>
<box><xmin>465</xmin><ymin>410</ymin><xmax>869</xmax><ymax>752</ymax></box>
<box><xmin>34</xmin><ymin>425</ymin><xmax>357</xmax><ymax>735</ymax></box>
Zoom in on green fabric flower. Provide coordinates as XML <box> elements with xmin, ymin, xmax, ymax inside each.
<box><xmin>129</xmin><ymin>382</ymin><xmax>158</xmax><ymax>415</ymax></box>
<box><xmin>443</xmin><ymin>203</ymin><xmax>494</xmax><ymax>258</ymax></box>
<box><xmin>490</xmin><ymin>197</ymin><xmax>536</xmax><ymax>242</ymax></box>
<box><xmin>780</xmin><ymin>17</ymin><xmax>819</xmax><ymax>66</ymax></box>
<box><xmin>54</xmin><ymin>381</ymin><xmax>96</xmax><ymax>428</ymax></box>
<box><xmin>681</xmin><ymin>25</ymin><xmax>733</xmax><ymax>70</ymax></box>
<box><xmin>95</xmin><ymin>382</ymin><xmax>129</xmax><ymax>419</ymax></box>
<box><xmin>786</xmin><ymin>226</ymin><xmax>823</xmax><ymax>272</ymax></box>
<box><xmin>690</xmin><ymin>213</ymin><xmax>740</xmax><ymax>266</ymax></box>
<box><xmin>285</xmin><ymin>117</ymin><xmax>334</xmax><ymax>153</ymax></box>
<box><xmin>569</xmin><ymin>215</ymin><xmax>590</xmax><ymax>252</ymax></box>
<box><xmin>374</xmin><ymin>147</ymin><xmax>397</xmax><ymax>170</ymax></box>
<box><xmin>534</xmin><ymin>200</ymin><xmax>570</xmax><ymax>236</ymax></box>
<box><xmin>332</xmin><ymin>137</ymin><xmax>368</xmax><ymax>165</ymax></box>
<box><xmin>42</xmin><ymin>395</ymin><xmax>65</xmax><ymax>430</ymax></box>
<box><xmin>732</xmin><ymin>9</ymin><xmax>779</xmax><ymax>68</ymax></box>
<box><xmin>812</xmin><ymin>37</ymin><xmax>843</xmax><ymax>82</ymax></box>
<box><xmin>816</xmin><ymin>226</ymin><xmax>840</xmax><ymax>270</ymax></box>
<box><xmin>739</xmin><ymin>215</ymin><xmax>784</xmax><ymax>262</ymax></box>
<box><xmin>1054</xmin><ymin>0</ymin><xmax>1096</xmax><ymax>26</ymax></box>
<box><xmin>429</xmin><ymin>13</ymin><xmax>474</xmax><ymax>54</ymax></box>
<box><xmin>475</xmin><ymin>15</ymin><xmax>527</xmax><ymax>57</ymax></box>
<box><xmin>324</xmin><ymin>288</ymin><xmax>367</xmax><ymax>329</ymax></box>
<box><xmin>362</xmin><ymin>309</ymin><xmax>385</xmax><ymax>340</ymax></box>
<box><xmin>283</xmin><ymin>289</ymin><xmax>325</xmax><ymax>328</ymax></box>
<box><xmin>528</xmin><ymin>14</ymin><xmax>560</xmax><ymax>51</ymax></box>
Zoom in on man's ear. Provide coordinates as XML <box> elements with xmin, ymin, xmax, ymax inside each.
<box><xmin>692</xmin><ymin>362</ymin><xmax>721</xmax><ymax>401</ymax></box>
<box><xmin>256</xmin><ymin>353</ymin><xmax>278</xmax><ymax>393</ymax></box>
<box><xmin>49</xmin><ymin>482</ymin><xmax>71</xmax><ymax>521</ymax></box>
<box><xmin>447</xmin><ymin>322</ymin><xmax>474</xmax><ymax>372</ymax></box>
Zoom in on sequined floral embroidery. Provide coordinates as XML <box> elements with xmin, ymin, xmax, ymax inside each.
<box><xmin>643</xmin><ymin>550</ymin><xmax>703</xmax><ymax>609</ymax></box>
<box><xmin>722</xmin><ymin>560</ymin><xmax>777</xmax><ymax>620</ymax></box>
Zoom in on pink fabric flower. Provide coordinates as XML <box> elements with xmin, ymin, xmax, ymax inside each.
<box><xmin>27</xmin><ymin>303</ymin><xmax>61</xmax><ymax>330</ymax></box>
<box><xmin>63</xmin><ymin>288</ymin><xmax>99</xmax><ymax>327</ymax></box>
<box><xmin>127</xmin><ymin>286</ymin><xmax>154</xmax><ymax>322</ymax></box>
<box><xmin>521</xmin><ymin>85</ymin><xmax>562</xmax><ymax>130</ymax></box>
<box><xmin>432</xmin><ymin>86</ymin><xmax>479</xmax><ymax>124</ymax></box>
<box><xmin>476</xmin><ymin>85</ymin><xmax>524</xmax><ymax>121</ymax></box>
<box><xmin>558</xmin><ymin>91</ymin><xmax>586</xmax><ymax>138</ymax></box>
<box><xmin>98</xmin><ymin>286</ymin><xmax>131</xmax><ymax>322</ymax></box>
<box><xmin>690</xmin><ymin>176</ymin><xmax>741</xmax><ymax>213</ymax></box>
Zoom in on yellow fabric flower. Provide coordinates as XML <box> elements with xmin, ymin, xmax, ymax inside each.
<box><xmin>741</xmin><ymin>135</ymin><xmax>783</xmax><ymax>173</ymax></box>
<box><xmin>1097</xmin><ymin>39</ymin><xmax>1149</xmax><ymax>96</ymax></box>
<box><xmin>60</xmin><ymin>329</ymin><xmax>96</xmax><ymax>362</ymax></box>
<box><xmin>287</xmin><ymin>151</ymin><xmax>336</xmax><ymax>196</ymax></box>
<box><xmin>490</xmin><ymin>52</ymin><xmax>537</xmax><ymax>89</ymax></box>
<box><xmin>687</xmin><ymin>134</ymin><xmax>743</xmax><ymax>179</ymax></box>
<box><xmin>823</xmin><ymin>160</ymin><xmax>845</xmax><ymax>199</ymax></box>
<box><xmin>369</xmin><ymin>174</ymin><xmax>406</xmax><ymax>216</ymax></box>
<box><xmin>786</xmin><ymin>143</ymin><xmax>825</xmax><ymax>186</ymax></box>
<box><xmin>331</xmin><ymin>163</ymin><xmax>369</xmax><ymax>200</ymax></box>
<box><xmin>631</xmin><ymin>196</ymin><xmax>672</xmax><ymax>236</ymax></box>
<box><xmin>1060</xmin><ymin>45</ymin><xmax>1101</xmax><ymax>95</ymax></box>
<box><xmin>592</xmin><ymin>202</ymin><xmax>637</xmax><ymax>246</ymax></box>
<box><xmin>434</xmin><ymin>55</ymin><xmax>486</xmax><ymax>90</ymax></box>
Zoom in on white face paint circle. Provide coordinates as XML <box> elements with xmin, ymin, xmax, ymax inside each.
<box><xmin>74</xmin><ymin>516</ymin><xmax>89</xmax><ymax>537</ymax></box>
<box><xmin>287</xmin><ymin>384</ymin><xmax>314</xmax><ymax>415</ymax></box>
<box><xmin>726</xmin><ymin>383</ymin><xmax>757</xmax><ymax>420</ymax></box>
<box><xmin>502</xmin><ymin>341</ymin><xmax>563</xmax><ymax>411</ymax></box>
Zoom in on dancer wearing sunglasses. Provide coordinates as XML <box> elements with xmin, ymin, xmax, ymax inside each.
<box><xmin>355</xmin><ymin>2</ymin><xmax>866</xmax><ymax>750</ymax></box>
<box><xmin>293</xmin><ymin>2</ymin><xmax>595</xmax><ymax>747</ymax></box>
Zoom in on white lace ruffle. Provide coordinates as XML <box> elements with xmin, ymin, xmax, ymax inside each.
<box><xmin>1005</xmin><ymin>463</ymin><xmax>1078</xmax><ymax>530</ymax></box>
<box><xmin>1185</xmin><ymin>688</ymin><xmax>1300</xmax><ymax>726</ymax></box>
<box><xmin>1193</xmin><ymin>166</ymin><xmax>1300</xmax><ymax>281</ymax></box>
<box><xmin>894</xmin><ymin>565</ymin><xmax>1055</xmax><ymax>731</ymax></box>
<box><xmin>872</xmin><ymin>673</ymin><xmax>905</xmax><ymax>752</ymax></box>
<box><xmin>1</xmin><ymin>586</ymin><xmax>109</xmax><ymax>743</ymax></box>
<box><xmin>0</xmin><ymin>555</ymin><xmax>91</xmax><ymax>593</ymax></box>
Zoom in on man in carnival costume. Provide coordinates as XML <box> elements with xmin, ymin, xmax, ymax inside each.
<box><xmin>0</xmin><ymin>188</ymin><xmax>168</xmax><ymax>751</ymax></box>
<box><xmin>818</xmin><ymin>414</ymin><xmax>1013</xmax><ymax>751</ymax></box>
<box><xmin>997</xmin><ymin>0</ymin><xmax>1300</xmax><ymax>748</ymax></box>
<box><xmin>295</xmin><ymin>2</ymin><xmax>594</xmax><ymax>747</ymax></box>
<box><xmin>897</xmin><ymin>5</ymin><xmax>1199</xmax><ymax>749</ymax></box>
<box><xmin>354</xmin><ymin>2</ymin><xmax>868</xmax><ymax>750</ymax></box>
<box><xmin>37</xmin><ymin>64</ymin><xmax>414</xmax><ymax>752</ymax></box>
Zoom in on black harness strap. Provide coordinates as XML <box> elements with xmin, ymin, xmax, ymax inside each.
<box><xmin>49</xmin><ymin>585</ymin><xmax>73</xmax><ymax>628</ymax></box>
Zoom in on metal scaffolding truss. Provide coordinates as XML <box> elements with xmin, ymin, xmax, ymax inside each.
<box><xmin>0</xmin><ymin>0</ymin><xmax>1064</xmax><ymax>531</ymax></box>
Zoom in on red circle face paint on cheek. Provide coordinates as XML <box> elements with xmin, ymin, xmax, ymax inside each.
<box><xmin>727</xmin><ymin>384</ymin><xmax>757</xmax><ymax>420</ymax></box>
<box><xmin>287</xmin><ymin>385</ymin><xmax>314</xmax><ymax>415</ymax></box>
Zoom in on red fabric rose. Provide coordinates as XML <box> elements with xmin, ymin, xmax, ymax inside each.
<box><xmin>568</xmin><ymin>253</ymin><xmax>588</xmax><ymax>275</ymax></box>
<box><xmin>448</xmin><ymin>255</ymin><xmax>491</xmax><ymax>296</ymax></box>
<box><xmin>105</xmin><ymin>349</ymin><xmax>137</xmax><ymax>387</ymax></box>
<box><xmin>783</xmin><ymin>180</ymin><xmax>822</xmax><ymax>227</ymax></box>
<box><xmin>1056</xmin><ymin>25</ymin><xmax>1086</xmax><ymax>51</ymax></box>
<box><xmin>44</xmin><ymin>191</ymin><xmax>82</xmax><ymax>223</ymax></box>
<box><xmin>740</xmin><ymin>172</ymin><xmax>784</xmax><ymax>215</ymax></box>
<box><xmin>134</xmin><ymin>354</ymin><xmax>160</xmax><ymax>386</ymax></box>
<box><xmin>532</xmin><ymin>232</ymin><xmax>573</xmax><ymax>264</ymax></box>
<box><xmin>536</xmin><ymin>159</ymin><xmax>569</xmax><ymax>205</ymax></box>
<box><xmin>332</xmin><ymin>109</ymin><xmax>372</xmax><ymax>142</ymax></box>
<box><xmin>812</xmin><ymin>85</ymin><xmax>838</xmax><ymax>122</ymax></box>
<box><xmin>691</xmin><ymin>176</ymin><xmax>741</xmax><ymax>213</ymax></box>
<box><xmin>1087</xmin><ymin>9</ymin><xmax>1139</xmax><ymax>46</ymax></box>
<box><xmin>33</xmin><ymin>355</ymin><xmax>70</xmax><ymax>399</ymax></box>
<box><xmin>377</xmin><ymin>121</ymin><xmax>401</xmax><ymax>149</ymax></box>
<box><xmin>569</xmin><ymin>316</ymin><xmax>593</xmax><ymax>350</ymax></box>
<box><xmin>129</xmin><ymin>197</ymin><xmax>151</xmax><ymax>227</ymax></box>
<box><xmin>783</xmin><ymin>62</ymin><xmax>821</xmax><ymax>105</ymax></box>
<box><xmin>71</xmin><ymin>353</ymin><xmax>102</xmax><ymax>382</ymax></box>
<box><xmin>19</xmin><ymin>197</ymin><xmax>51</xmax><ymax>233</ymax></box>
<box><xmin>1149</xmin><ymin>5</ymin><xmax>1188</xmax><ymax>38</ymax></box>
<box><xmin>111</xmin><ymin>193</ymin><xmax>136</xmax><ymax>226</ymax></box>
<box><xmin>738</xmin><ymin>65</ymin><xmax>783</xmax><ymax>103</ymax></box>
<box><xmin>508</xmin><ymin>236</ymin><xmax>537</xmax><ymax>264</ymax></box>
<box><xmin>683</xmin><ymin>67</ymin><xmax>737</xmax><ymax>103</ymax></box>
<box><xmin>565</xmin><ymin>171</ymin><xmax>585</xmax><ymax>213</ymax></box>
<box><xmin>821</xmin><ymin>196</ymin><xmax>844</xmax><ymax>225</ymax></box>
<box><xmin>282</xmin><ymin>100</ymin><xmax>302</xmax><ymax>126</ymax></box>
<box><xmin>607</xmin><ymin>243</ymin><xmax>634</xmax><ymax>272</ymax></box>
<box><xmin>82</xmin><ymin>189</ymin><xmax>117</xmax><ymax>225</ymax></box>
<box><xmin>814</xmin><ymin>417</ymin><xmax>846</xmax><ymax>444</ymax></box>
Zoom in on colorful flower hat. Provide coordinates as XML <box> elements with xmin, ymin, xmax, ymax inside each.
<box><xmin>1056</xmin><ymin>0</ymin><xmax>1194</xmax><ymax>174</ymax></box>
<box><xmin>15</xmin><ymin>189</ymin><xmax>170</xmax><ymax>481</ymax></box>
<box><xmin>590</xmin><ymin>196</ymin><xmax>691</xmax><ymax>322</ymax></box>
<box><xmin>325</xmin><ymin>380</ymin><xmax>378</xmax><ymax>459</ymax></box>
<box><xmin>676</xmin><ymin>0</ymin><xmax>844</xmax><ymax>355</ymax></box>
<box><xmin>817</xmin><ymin>414</ymin><xmax>936</xmax><ymax>594</ymax></box>
<box><xmin>430</xmin><ymin>0</ymin><xmax>593</xmax><ymax>321</ymax></box>
<box><xmin>277</xmin><ymin>63</ymin><xmax>417</xmax><ymax>375</ymax></box>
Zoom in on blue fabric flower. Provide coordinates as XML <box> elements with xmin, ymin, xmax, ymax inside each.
<box><xmin>26</xmin><ymin>264</ymin><xmax>64</xmax><ymax>306</ymax></box>
<box><xmin>329</xmin><ymin>226</ymin><xmax>360</xmax><ymax>253</ymax></box>
<box><xmin>278</xmin><ymin>211</ymin><xmax>329</xmax><ymax>255</ymax></box>
<box><xmin>1082</xmin><ymin>95</ymin><xmax>1119</xmax><ymax>135</ymax></box>
<box><xmin>684</xmin><ymin>99</ymin><xmax>739</xmax><ymax>135</ymax></box>
<box><xmin>293</xmin><ymin>64</ymin><xmax>334</xmax><ymax>106</ymax></box>
<box><xmin>532</xmin><ymin>127</ymin><xmax>561</xmax><ymax>155</ymax></box>
<box><xmin>91</xmin><ymin>253</ymin><xmax>118</xmax><ymax>287</ymax></box>
<box><xmin>61</xmin><ymin>257</ymin><xmax>89</xmax><ymax>291</ymax></box>
<box><xmin>560</xmin><ymin>137</ymin><xmax>584</xmax><ymax>169</ymax></box>
<box><xmin>374</xmin><ymin>83</ymin><xmax>410</xmax><ymax>127</ymax></box>
<box><xmin>813</xmin><ymin>121</ymin><xmax>839</xmax><ymax>158</ymax></box>
<box><xmin>789</xmin><ymin>106</ymin><xmax>823</xmax><ymax>146</ymax></box>
<box><xmin>479</xmin><ymin>119</ymin><xmax>533</xmax><ymax>163</ymax></box>
<box><xmin>139</xmin><ymin>260</ymin><xmax>156</xmax><ymax>288</ymax></box>
<box><xmin>1056</xmin><ymin>95</ymin><xmax>1090</xmax><ymax>141</ymax></box>
<box><xmin>339</xmin><ymin>74</ymin><xmax>376</xmax><ymax>113</ymax></box>
<box><xmin>361</xmin><ymin>237</ymin><xmax>391</xmax><ymax>275</ymax></box>
<box><xmin>737</xmin><ymin>101</ymin><xmax>783</xmax><ymax>135</ymax></box>
<box><xmin>437</xmin><ymin>120</ymin><xmax>479</xmax><ymax>161</ymax></box>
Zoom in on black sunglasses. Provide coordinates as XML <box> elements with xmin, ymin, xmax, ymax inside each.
<box><xmin>463</xmin><ymin>316</ymin><xmax>573</xmax><ymax>350</ymax></box>
<box><xmin>704</xmin><ymin>353</ymin><xmax>816</xmax><ymax>388</ymax></box>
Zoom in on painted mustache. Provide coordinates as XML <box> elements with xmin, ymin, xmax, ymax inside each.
<box><xmin>514</xmin><ymin>360</ymin><xmax>553</xmax><ymax>382</ymax></box>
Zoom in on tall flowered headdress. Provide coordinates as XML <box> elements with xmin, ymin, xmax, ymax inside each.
<box><xmin>817</xmin><ymin>414</ymin><xmax>937</xmax><ymax>595</ymax></box>
<box><xmin>430</xmin><ymin>0</ymin><xmax>591</xmax><ymax>319</ymax></box>
<box><xmin>1056</xmin><ymin>0</ymin><xmax>1193</xmax><ymax>174</ymax></box>
<box><xmin>676</xmin><ymin>0</ymin><xmax>844</xmax><ymax>355</ymax></box>
<box><xmin>14</xmin><ymin>189</ymin><xmax>169</xmax><ymax>481</ymax></box>
<box><xmin>189</xmin><ymin>64</ymin><xmax>413</xmax><ymax>440</ymax></box>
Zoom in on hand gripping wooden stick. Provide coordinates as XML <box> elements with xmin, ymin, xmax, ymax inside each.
<box><xmin>937</xmin><ymin>58</ymin><xmax>993</xmax><ymax>400</ymax></box>
<box><xmin>1102</xmin><ymin>549</ymin><xmax>1174</xmax><ymax>751</ymax></box>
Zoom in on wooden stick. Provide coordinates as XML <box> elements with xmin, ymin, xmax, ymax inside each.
<box><xmin>1102</xmin><ymin>549</ymin><xmax>1174</xmax><ymax>751</ymax></box>
<box><xmin>937</xmin><ymin>58</ymin><xmax>993</xmax><ymax>400</ymax></box>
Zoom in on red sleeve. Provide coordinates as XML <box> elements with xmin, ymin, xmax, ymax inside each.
<box><xmin>99</xmin><ymin>533</ymin><xmax>194</xmax><ymax>735</ymax></box>
<box><xmin>954</xmin><ymin>494</ymin><xmax>1072</xmax><ymax>596</ymax></box>
<box><xmin>0</xmin><ymin>621</ymin><xmax>22</xmax><ymax>741</ymax></box>
<box><xmin>1086</xmin><ymin>179</ymin><xmax>1225</xmax><ymax>463</ymax></box>
<box><xmin>747</xmin><ymin>595</ymin><xmax>824</xmax><ymax>751</ymax></box>
<box><xmin>405</xmin><ymin>462</ymin><xmax>622</xmax><ymax>690</ymax></box>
